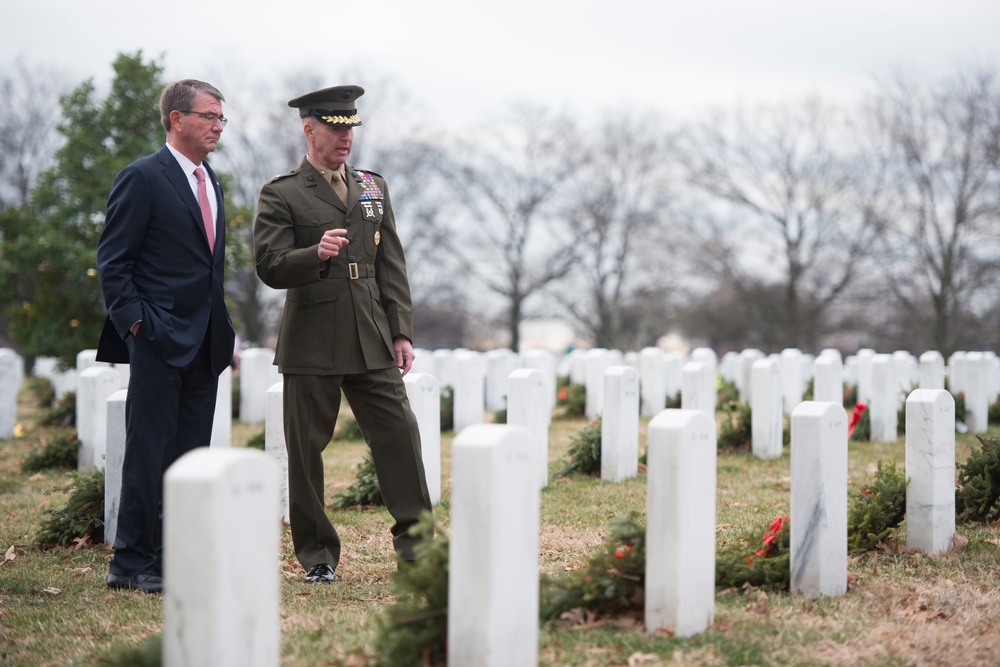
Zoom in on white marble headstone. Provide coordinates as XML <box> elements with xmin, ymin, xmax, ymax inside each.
<box><xmin>645</xmin><ymin>409</ymin><xmax>716</xmax><ymax>637</ymax></box>
<box><xmin>404</xmin><ymin>372</ymin><xmax>442</xmax><ymax>504</ymax></box>
<box><xmin>104</xmin><ymin>389</ymin><xmax>128</xmax><ymax>546</ymax></box>
<box><xmin>751</xmin><ymin>358</ymin><xmax>783</xmax><ymax>459</ymax></box>
<box><xmin>449</xmin><ymin>424</ymin><xmax>540</xmax><ymax>667</ymax></box>
<box><xmin>264</xmin><ymin>382</ymin><xmax>290</xmax><ymax>523</ymax></box>
<box><xmin>601</xmin><ymin>366</ymin><xmax>638</xmax><ymax>483</ymax></box>
<box><xmin>790</xmin><ymin>401</ymin><xmax>848</xmax><ymax>599</ymax></box>
<box><xmin>164</xmin><ymin>448</ymin><xmax>280</xmax><ymax>667</ymax></box>
<box><xmin>507</xmin><ymin>369</ymin><xmax>550</xmax><ymax>489</ymax></box>
<box><xmin>905</xmin><ymin>389</ymin><xmax>955</xmax><ymax>556</ymax></box>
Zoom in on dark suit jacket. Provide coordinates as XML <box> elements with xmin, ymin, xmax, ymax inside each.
<box><xmin>253</xmin><ymin>158</ymin><xmax>413</xmax><ymax>375</ymax></box>
<box><xmin>96</xmin><ymin>145</ymin><xmax>235</xmax><ymax>376</ymax></box>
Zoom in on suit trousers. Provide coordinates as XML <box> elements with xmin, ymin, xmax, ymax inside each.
<box><xmin>110</xmin><ymin>333</ymin><xmax>218</xmax><ymax>577</ymax></box>
<box><xmin>283</xmin><ymin>368</ymin><xmax>433</xmax><ymax>570</ymax></box>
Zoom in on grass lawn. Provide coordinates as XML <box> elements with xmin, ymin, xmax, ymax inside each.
<box><xmin>1</xmin><ymin>381</ymin><xmax>999</xmax><ymax>666</ymax></box>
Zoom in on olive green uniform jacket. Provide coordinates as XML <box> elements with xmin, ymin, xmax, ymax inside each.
<box><xmin>254</xmin><ymin>157</ymin><xmax>413</xmax><ymax>373</ymax></box>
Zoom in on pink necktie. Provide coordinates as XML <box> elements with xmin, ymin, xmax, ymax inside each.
<box><xmin>194</xmin><ymin>167</ymin><xmax>216</xmax><ymax>254</ymax></box>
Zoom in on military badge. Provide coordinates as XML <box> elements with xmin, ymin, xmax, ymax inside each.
<box><xmin>374</xmin><ymin>231</ymin><xmax>381</xmax><ymax>246</ymax></box>
<box><xmin>357</xmin><ymin>172</ymin><xmax>384</xmax><ymax>201</ymax></box>
<box><xmin>361</xmin><ymin>201</ymin><xmax>375</xmax><ymax>218</ymax></box>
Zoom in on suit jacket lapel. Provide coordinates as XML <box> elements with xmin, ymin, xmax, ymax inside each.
<box><xmin>159</xmin><ymin>146</ymin><xmax>218</xmax><ymax>255</ymax></box>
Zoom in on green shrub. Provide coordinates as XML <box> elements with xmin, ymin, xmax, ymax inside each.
<box><xmin>331</xmin><ymin>453</ymin><xmax>384</xmax><ymax>509</ymax></box>
<box><xmin>718</xmin><ymin>401</ymin><xmax>751</xmax><ymax>451</ymax></box>
<box><xmin>25</xmin><ymin>376</ymin><xmax>56</xmax><ymax>410</ymax></box>
<box><xmin>557</xmin><ymin>417</ymin><xmax>602</xmax><ymax>477</ymax></box>
<box><xmin>246</xmin><ymin>429</ymin><xmax>265</xmax><ymax>450</ymax></box>
<box><xmin>21</xmin><ymin>428</ymin><xmax>79</xmax><ymax>473</ymax></box>
<box><xmin>664</xmin><ymin>390</ymin><xmax>681</xmax><ymax>409</ymax></box>
<box><xmin>716</xmin><ymin>380</ymin><xmax>739</xmax><ymax>406</ymax></box>
<box><xmin>846</xmin><ymin>460</ymin><xmax>907</xmax><ymax>554</ymax></box>
<box><xmin>40</xmin><ymin>391</ymin><xmax>75</xmax><ymax>428</ymax></box>
<box><xmin>333</xmin><ymin>415</ymin><xmax>364</xmax><ymax>441</ymax></box>
<box><xmin>956</xmin><ymin>434</ymin><xmax>1000</xmax><ymax>524</ymax></box>
<box><xmin>372</xmin><ymin>512</ymin><xmax>447</xmax><ymax>667</ymax></box>
<box><xmin>34</xmin><ymin>469</ymin><xmax>105</xmax><ymax>547</ymax></box>
<box><xmin>104</xmin><ymin>634</ymin><xmax>162</xmax><ymax>667</ymax></box>
<box><xmin>989</xmin><ymin>398</ymin><xmax>1000</xmax><ymax>426</ymax></box>
<box><xmin>440</xmin><ymin>386</ymin><xmax>454</xmax><ymax>432</ymax></box>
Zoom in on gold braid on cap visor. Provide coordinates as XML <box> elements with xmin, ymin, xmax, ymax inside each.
<box><xmin>320</xmin><ymin>114</ymin><xmax>361</xmax><ymax>125</ymax></box>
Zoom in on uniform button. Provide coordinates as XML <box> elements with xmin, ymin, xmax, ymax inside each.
<box><xmin>312</xmin><ymin>219</ymin><xmax>320</xmax><ymax>225</ymax></box>
<box><xmin>345</xmin><ymin>220</ymin><xmax>353</xmax><ymax>226</ymax></box>
<box><xmin>302</xmin><ymin>301</ymin><xmax>310</xmax><ymax>308</ymax></box>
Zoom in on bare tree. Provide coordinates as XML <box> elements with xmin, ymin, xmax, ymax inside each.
<box><xmin>677</xmin><ymin>98</ymin><xmax>876</xmax><ymax>352</ymax></box>
<box><xmin>865</xmin><ymin>64</ymin><xmax>1000</xmax><ymax>356</ymax></box>
<box><xmin>435</xmin><ymin>108</ymin><xmax>585</xmax><ymax>350</ymax></box>
<box><xmin>555</xmin><ymin>113</ymin><xmax>680</xmax><ymax>349</ymax></box>
<box><xmin>0</xmin><ymin>59</ymin><xmax>70</xmax><ymax>209</ymax></box>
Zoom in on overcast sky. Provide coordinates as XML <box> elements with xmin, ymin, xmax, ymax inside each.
<box><xmin>5</xmin><ymin>0</ymin><xmax>1000</xmax><ymax>126</ymax></box>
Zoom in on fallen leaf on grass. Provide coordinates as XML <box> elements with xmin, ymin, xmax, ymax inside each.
<box><xmin>29</xmin><ymin>473</ymin><xmax>44</xmax><ymax>482</ymax></box>
<box><xmin>749</xmin><ymin>591</ymin><xmax>769</xmax><ymax>615</ymax></box>
<box><xmin>952</xmin><ymin>534</ymin><xmax>969</xmax><ymax>551</ymax></box>
<box><xmin>71</xmin><ymin>536</ymin><xmax>92</xmax><ymax>550</ymax></box>
<box><xmin>712</xmin><ymin>617</ymin><xmax>734</xmax><ymax>632</ymax></box>
<box><xmin>41</xmin><ymin>587</ymin><xmax>60</xmax><ymax>595</ymax></box>
<box><xmin>897</xmin><ymin>598</ymin><xmax>950</xmax><ymax>622</ymax></box>
<box><xmin>559</xmin><ymin>608</ymin><xmax>605</xmax><ymax>629</ymax></box>
<box><xmin>343</xmin><ymin>654</ymin><xmax>371</xmax><ymax>667</ymax></box>
<box><xmin>2</xmin><ymin>545</ymin><xmax>15</xmax><ymax>565</ymax></box>
<box><xmin>627</xmin><ymin>652</ymin><xmax>659</xmax><ymax>665</ymax></box>
<box><xmin>71</xmin><ymin>566</ymin><xmax>93</xmax><ymax>575</ymax></box>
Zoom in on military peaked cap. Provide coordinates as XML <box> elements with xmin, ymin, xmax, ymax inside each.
<box><xmin>288</xmin><ymin>85</ymin><xmax>364</xmax><ymax>127</ymax></box>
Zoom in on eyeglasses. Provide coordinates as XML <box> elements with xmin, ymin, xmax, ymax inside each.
<box><xmin>179</xmin><ymin>110</ymin><xmax>228</xmax><ymax>127</ymax></box>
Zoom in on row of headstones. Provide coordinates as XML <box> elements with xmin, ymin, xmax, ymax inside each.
<box><xmin>152</xmin><ymin>384</ymin><xmax>957</xmax><ymax>666</ymax></box>
<box><xmin>20</xmin><ymin>345</ymin><xmax>967</xmax><ymax>665</ymax></box>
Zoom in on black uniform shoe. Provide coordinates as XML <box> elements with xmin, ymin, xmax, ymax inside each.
<box><xmin>107</xmin><ymin>572</ymin><xmax>164</xmax><ymax>594</ymax></box>
<box><xmin>305</xmin><ymin>563</ymin><xmax>335</xmax><ymax>583</ymax></box>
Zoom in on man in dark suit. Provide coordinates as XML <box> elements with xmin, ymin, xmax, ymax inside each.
<box><xmin>254</xmin><ymin>85</ymin><xmax>432</xmax><ymax>583</ymax></box>
<box><xmin>96</xmin><ymin>79</ymin><xmax>235</xmax><ymax>593</ymax></box>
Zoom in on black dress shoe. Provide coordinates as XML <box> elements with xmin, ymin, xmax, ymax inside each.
<box><xmin>304</xmin><ymin>563</ymin><xmax>335</xmax><ymax>583</ymax></box>
<box><xmin>106</xmin><ymin>572</ymin><xmax>163</xmax><ymax>594</ymax></box>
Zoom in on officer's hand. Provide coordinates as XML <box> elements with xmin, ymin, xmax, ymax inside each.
<box><xmin>318</xmin><ymin>228</ymin><xmax>349</xmax><ymax>260</ymax></box>
<box><xmin>394</xmin><ymin>336</ymin><xmax>415</xmax><ymax>376</ymax></box>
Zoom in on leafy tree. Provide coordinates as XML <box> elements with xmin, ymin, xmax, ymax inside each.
<box><xmin>0</xmin><ymin>52</ymin><xmax>165</xmax><ymax>368</ymax></box>
<box><xmin>0</xmin><ymin>51</ymin><xmax>251</xmax><ymax>367</ymax></box>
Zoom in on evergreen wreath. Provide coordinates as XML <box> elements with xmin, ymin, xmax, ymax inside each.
<box><xmin>21</xmin><ymin>428</ymin><xmax>79</xmax><ymax>473</ymax></box>
<box><xmin>846</xmin><ymin>459</ymin><xmax>907</xmax><ymax>554</ymax></box>
<box><xmin>956</xmin><ymin>434</ymin><xmax>1000</xmax><ymax>524</ymax></box>
<box><xmin>34</xmin><ymin>469</ymin><xmax>105</xmax><ymax>548</ymax></box>
<box><xmin>372</xmin><ymin>512</ymin><xmax>447</xmax><ymax>667</ymax></box>
<box><xmin>557</xmin><ymin>416</ymin><xmax>602</xmax><ymax>477</ymax></box>
<box><xmin>555</xmin><ymin>379</ymin><xmax>586</xmax><ymax>419</ymax></box>
<box><xmin>716</xmin><ymin>515</ymin><xmax>791</xmax><ymax>591</ymax></box>
<box><xmin>541</xmin><ymin>515</ymin><xmax>645</xmax><ymax>621</ymax></box>
<box><xmin>717</xmin><ymin>401</ymin><xmax>752</xmax><ymax>451</ymax></box>
<box><xmin>331</xmin><ymin>453</ymin><xmax>384</xmax><ymax>509</ymax></box>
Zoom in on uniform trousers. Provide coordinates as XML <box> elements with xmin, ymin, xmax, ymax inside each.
<box><xmin>283</xmin><ymin>368</ymin><xmax>432</xmax><ymax>570</ymax></box>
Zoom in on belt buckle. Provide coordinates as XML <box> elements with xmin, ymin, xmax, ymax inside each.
<box><xmin>348</xmin><ymin>262</ymin><xmax>359</xmax><ymax>280</ymax></box>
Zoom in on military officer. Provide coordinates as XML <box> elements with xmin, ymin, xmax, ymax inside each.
<box><xmin>253</xmin><ymin>85</ymin><xmax>432</xmax><ymax>583</ymax></box>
